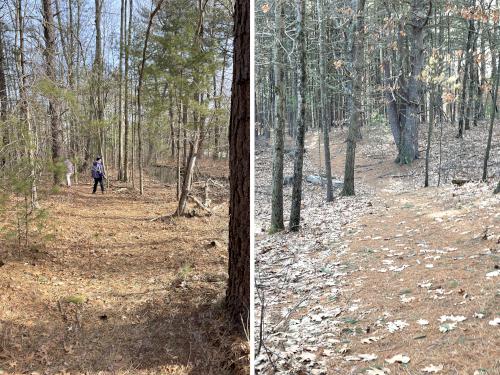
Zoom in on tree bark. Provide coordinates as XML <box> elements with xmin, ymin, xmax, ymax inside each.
<box><xmin>270</xmin><ymin>0</ymin><xmax>285</xmax><ymax>232</ymax></box>
<box><xmin>226</xmin><ymin>0</ymin><xmax>249</xmax><ymax>332</ymax></box>
<box><xmin>399</xmin><ymin>0</ymin><xmax>431</xmax><ymax>164</ymax></box>
<box><xmin>317</xmin><ymin>0</ymin><xmax>334</xmax><ymax>201</ymax></box>
<box><xmin>0</xmin><ymin>22</ymin><xmax>8</xmax><ymax>166</ymax></box>
<box><xmin>342</xmin><ymin>0</ymin><xmax>366</xmax><ymax>196</ymax></box>
<box><xmin>137</xmin><ymin>0</ymin><xmax>165</xmax><ymax>195</ymax></box>
<box><xmin>42</xmin><ymin>0</ymin><xmax>64</xmax><ymax>184</ymax></box>
<box><xmin>289</xmin><ymin>0</ymin><xmax>306</xmax><ymax>231</ymax></box>
<box><xmin>123</xmin><ymin>0</ymin><xmax>133</xmax><ymax>182</ymax></box>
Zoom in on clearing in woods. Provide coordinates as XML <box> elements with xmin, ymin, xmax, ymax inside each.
<box><xmin>255</xmin><ymin>123</ymin><xmax>499</xmax><ymax>374</ymax></box>
<box><xmin>0</xmin><ymin>161</ymin><xmax>247</xmax><ymax>375</ymax></box>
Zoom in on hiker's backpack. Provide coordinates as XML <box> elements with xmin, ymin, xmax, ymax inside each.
<box><xmin>91</xmin><ymin>163</ymin><xmax>102</xmax><ymax>179</ymax></box>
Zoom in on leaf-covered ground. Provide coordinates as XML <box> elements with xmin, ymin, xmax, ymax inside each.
<box><xmin>0</xmin><ymin>162</ymin><xmax>248</xmax><ymax>375</ymax></box>
<box><xmin>255</xmin><ymin>122</ymin><xmax>499</xmax><ymax>374</ymax></box>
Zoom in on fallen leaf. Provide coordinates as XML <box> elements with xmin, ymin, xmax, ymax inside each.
<box><xmin>488</xmin><ymin>317</ymin><xmax>500</xmax><ymax>326</ymax></box>
<box><xmin>359</xmin><ymin>353</ymin><xmax>378</xmax><ymax>361</ymax></box>
<box><xmin>439</xmin><ymin>322</ymin><xmax>457</xmax><ymax>332</ymax></box>
<box><xmin>361</xmin><ymin>336</ymin><xmax>383</xmax><ymax>344</ymax></box>
<box><xmin>366</xmin><ymin>368</ymin><xmax>389</xmax><ymax>375</ymax></box>
<box><xmin>385</xmin><ymin>354</ymin><xmax>410</xmax><ymax>364</ymax></box>
<box><xmin>439</xmin><ymin>315</ymin><xmax>466</xmax><ymax>323</ymax></box>
<box><xmin>387</xmin><ymin>320</ymin><xmax>409</xmax><ymax>333</ymax></box>
<box><xmin>422</xmin><ymin>364</ymin><xmax>444</xmax><ymax>373</ymax></box>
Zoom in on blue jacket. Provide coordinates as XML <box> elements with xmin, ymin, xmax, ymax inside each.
<box><xmin>91</xmin><ymin>161</ymin><xmax>104</xmax><ymax>179</ymax></box>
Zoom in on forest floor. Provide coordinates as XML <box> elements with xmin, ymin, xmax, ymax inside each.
<box><xmin>0</xmin><ymin>160</ymin><xmax>249</xmax><ymax>375</ymax></box>
<box><xmin>255</xmin><ymin>121</ymin><xmax>500</xmax><ymax>374</ymax></box>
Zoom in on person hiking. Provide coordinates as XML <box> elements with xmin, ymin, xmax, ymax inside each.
<box><xmin>64</xmin><ymin>158</ymin><xmax>74</xmax><ymax>187</ymax></box>
<box><xmin>91</xmin><ymin>157</ymin><xmax>106</xmax><ymax>194</ymax></box>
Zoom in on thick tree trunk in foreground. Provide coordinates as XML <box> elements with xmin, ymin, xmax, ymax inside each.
<box><xmin>289</xmin><ymin>0</ymin><xmax>306</xmax><ymax>231</ymax></box>
<box><xmin>226</xmin><ymin>0</ymin><xmax>250</xmax><ymax>332</ymax></box>
<box><xmin>42</xmin><ymin>0</ymin><xmax>64</xmax><ymax>184</ymax></box>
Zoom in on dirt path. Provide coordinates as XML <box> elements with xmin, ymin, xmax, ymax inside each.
<box><xmin>317</xmin><ymin>131</ymin><xmax>500</xmax><ymax>373</ymax></box>
<box><xmin>255</xmin><ymin>126</ymin><xmax>499</xmax><ymax>374</ymax></box>
<box><xmin>0</xmin><ymin>181</ymin><xmax>246</xmax><ymax>374</ymax></box>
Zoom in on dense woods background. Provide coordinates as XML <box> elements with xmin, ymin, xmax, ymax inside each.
<box><xmin>0</xmin><ymin>0</ymin><xmax>233</xmax><ymax>211</ymax></box>
<box><xmin>256</xmin><ymin>0</ymin><xmax>499</xmax><ymax>231</ymax></box>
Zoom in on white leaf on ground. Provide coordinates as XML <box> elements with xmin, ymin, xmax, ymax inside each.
<box><xmin>366</xmin><ymin>368</ymin><xmax>389</xmax><ymax>375</ymax></box>
<box><xmin>400</xmin><ymin>295</ymin><xmax>415</xmax><ymax>303</ymax></box>
<box><xmin>439</xmin><ymin>322</ymin><xmax>457</xmax><ymax>332</ymax></box>
<box><xmin>473</xmin><ymin>313</ymin><xmax>485</xmax><ymax>319</ymax></box>
<box><xmin>488</xmin><ymin>317</ymin><xmax>500</xmax><ymax>326</ymax></box>
<box><xmin>486</xmin><ymin>270</ymin><xmax>499</xmax><ymax>278</ymax></box>
<box><xmin>421</xmin><ymin>364</ymin><xmax>444</xmax><ymax>373</ymax></box>
<box><xmin>387</xmin><ymin>320</ymin><xmax>409</xmax><ymax>333</ymax></box>
<box><xmin>339</xmin><ymin>344</ymin><xmax>350</xmax><ymax>354</ymax></box>
<box><xmin>417</xmin><ymin>319</ymin><xmax>429</xmax><ymax>325</ymax></box>
<box><xmin>389</xmin><ymin>264</ymin><xmax>410</xmax><ymax>272</ymax></box>
<box><xmin>385</xmin><ymin>354</ymin><xmax>410</xmax><ymax>364</ymax></box>
<box><xmin>361</xmin><ymin>336</ymin><xmax>383</xmax><ymax>344</ymax></box>
<box><xmin>359</xmin><ymin>353</ymin><xmax>378</xmax><ymax>361</ymax></box>
<box><xmin>345</xmin><ymin>355</ymin><xmax>362</xmax><ymax>361</ymax></box>
<box><xmin>439</xmin><ymin>315</ymin><xmax>466</xmax><ymax>322</ymax></box>
<box><xmin>418</xmin><ymin>281</ymin><xmax>432</xmax><ymax>289</ymax></box>
<box><xmin>425</xmin><ymin>264</ymin><xmax>434</xmax><ymax>268</ymax></box>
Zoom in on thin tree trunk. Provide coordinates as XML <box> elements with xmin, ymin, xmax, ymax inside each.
<box><xmin>289</xmin><ymin>0</ymin><xmax>306</xmax><ymax>231</ymax></box>
<box><xmin>123</xmin><ymin>0</ymin><xmax>132</xmax><ymax>182</ymax></box>
<box><xmin>317</xmin><ymin>0</ymin><xmax>334</xmax><ymax>201</ymax></box>
<box><xmin>0</xmin><ymin>22</ymin><xmax>8</xmax><ymax>166</ymax></box>
<box><xmin>137</xmin><ymin>0</ymin><xmax>165</xmax><ymax>195</ymax></box>
<box><xmin>270</xmin><ymin>0</ymin><xmax>285</xmax><ymax>232</ymax></box>
<box><xmin>482</xmin><ymin>52</ymin><xmax>499</xmax><ymax>181</ymax></box>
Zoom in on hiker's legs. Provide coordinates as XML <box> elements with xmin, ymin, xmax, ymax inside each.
<box><xmin>99</xmin><ymin>177</ymin><xmax>104</xmax><ymax>193</ymax></box>
<box><xmin>66</xmin><ymin>173</ymin><xmax>72</xmax><ymax>187</ymax></box>
<box><xmin>93</xmin><ymin>178</ymin><xmax>99</xmax><ymax>193</ymax></box>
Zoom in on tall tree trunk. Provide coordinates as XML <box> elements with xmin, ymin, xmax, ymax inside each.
<box><xmin>317</xmin><ymin>0</ymin><xmax>334</xmax><ymax>201</ymax></box>
<box><xmin>42</xmin><ymin>0</ymin><xmax>64</xmax><ymax>184</ymax></box>
<box><xmin>137</xmin><ymin>0</ymin><xmax>165</xmax><ymax>195</ymax></box>
<box><xmin>123</xmin><ymin>0</ymin><xmax>132</xmax><ymax>182</ymax></box>
<box><xmin>482</xmin><ymin>52</ymin><xmax>499</xmax><ymax>181</ymax></box>
<box><xmin>289</xmin><ymin>0</ymin><xmax>306</xmax><ymax>231</ymax></box>
<box><xmin>117</xmin><ymin>0</ymin><xmax>125</xmax><ymax>180</ymax></box>
<box><xmin>398</xmin><ymin>0</ymin><xmax>431</xmax><ymax>164</ymax></box>
<box><xmin>458</xmin><ymin>18</ymin><xmax>475</xmax><ymax>137</ymax></box>
<box><xmin>16</xmin><ymin>0</ymin><xmax>38</xmax><ymax>208</ymax></box>
<box><xmin>226</xmin><ymin>0</ymin><xmax>249</xmax><ymax>332</ymax></box>
<box><xmin>270</xmin><ymin>0</ymin><xmax>285</xmax><ymax>232</ymax></box>
<box><xmin>341</xmin><ymin>0</ymin><xmax>366</xmax><ymax>196</ymax></box>
<box><xmin>0</xmin><ymin>22</ymin><xmax>8</xmax><ymax>166</ymax></box>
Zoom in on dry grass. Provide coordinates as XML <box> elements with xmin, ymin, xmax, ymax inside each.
<box><xmin>0</xmin><ymin>165</ymin><xmax>249</xmax><ymax>375</ymax></box>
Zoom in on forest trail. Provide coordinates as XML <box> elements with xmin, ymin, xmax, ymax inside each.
<box><xmin>255</xmin><ymin>124</ymin><xmax>499</xmax><ymax>374</ymax></box>
<box><xmin>0</xmin><ymin>179</ymin><xmax>247</xmax><ymax>374</ymax></box>
<box><xmin>323</xmin><ymin>132</ymin><xmax>499</xmax><ymax>373</ymax></box>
